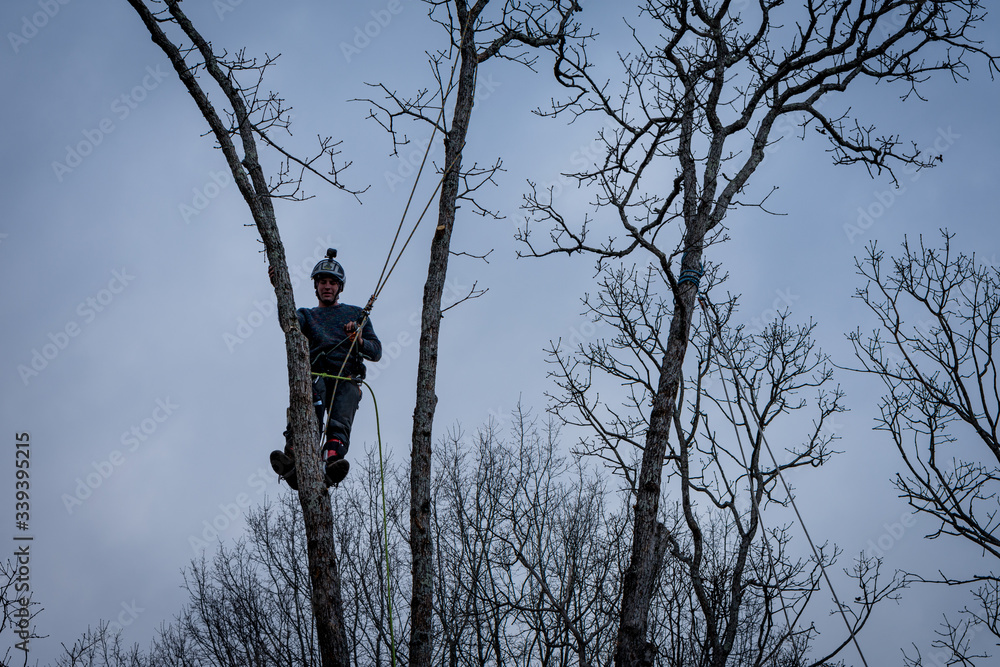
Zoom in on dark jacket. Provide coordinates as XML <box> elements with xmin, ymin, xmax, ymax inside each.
<box><xmin>297</xmin><ymin>304</ymin><xmax>382</xmax><ymax>378</ymax></box>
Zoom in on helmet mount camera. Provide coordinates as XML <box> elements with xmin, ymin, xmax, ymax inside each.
<box><xmin>311</xmin><ymin>247</ymin><xmax>346</xmax><ymax>296</ymax></box>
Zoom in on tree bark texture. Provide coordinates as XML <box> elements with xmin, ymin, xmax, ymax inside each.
<box><xmin>615</xmin><ymin>239</ymin><xmax>704</xmax><ymax>667</ymax></box>
<box><xmin>408</xmin><ymin>5</ymin><xmax>479</xmax><ymax>666</ymax></box>
<box><xmin>124</xmin><ymin>3</ymin><xmax>349</xmax><ymax>665</ymax></box>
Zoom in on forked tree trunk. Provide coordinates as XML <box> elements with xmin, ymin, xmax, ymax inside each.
<box><xmin>124</xmin><ymin>2</ymin><xmax>349</xmax><ymax>665</ymax></box>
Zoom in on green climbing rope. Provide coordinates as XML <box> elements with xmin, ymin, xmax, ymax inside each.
<box><xmin>314</xmin><ymin>371</ymin><xmax>397</xmax><ymax>666</ymax></box>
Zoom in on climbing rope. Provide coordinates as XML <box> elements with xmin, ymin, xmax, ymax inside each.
<box><xmin>677</xmin><ymin>263</ymin><xmax>705</xmax><ymax>289</ymax></box>
<box><xmin>291</xmin><ymin>22</ymin><xmax>482</xmax><ymax>667</ymax></box>
<box><xmin>365</xmin><ymin>15</ymin><xmax>476</xmax><ymax>313</ymax></box>
<box><xmin>696</xmin><ymin>293</ymin><xmax>871</xmax><ymax>667</ymax></box>
<box><xmin>314</xmin><ymin>372</ymin><xmax>396</xmax><ymax>665</ymax></box>
<box><xmin>319</xmin><ymin>23</ymin><xmax>473</xmax><ymax>413</ymax></box>
<box><xmin>301</xmin><ymin>39</ymin><xmax>471</xmax><ymax>667</ymax></box>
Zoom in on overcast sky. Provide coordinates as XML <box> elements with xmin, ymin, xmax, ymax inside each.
<box><xmin>2</xmin><ymin>1</ymin><xmax>999</xmax><ymax>665</ymax></box>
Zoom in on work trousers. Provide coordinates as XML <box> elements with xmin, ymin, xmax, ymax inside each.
<box><xmin>285</xmin><ymin>374</ymin><xmax>362</xmax><ymax>460</ymax></box>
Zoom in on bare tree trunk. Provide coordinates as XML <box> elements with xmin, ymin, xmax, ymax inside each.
<box><xmin>409</xmin><ymin>6</ymin><xmax>478</xmax><ymax>664</ymax></box>
<box><xmin>124</xmin><ymin>3</ymin><xmax>349</xmax><ymax>665</ymax></box>
<box><xmin>616</xmin><ymin>232</ymin><xmax>704</xmax><ymax>667</ymax></box>
<box><xmin>360</xmin><ymin>3</ymin><xmax>579</xmax><ymax>661</ymax></box>
<box><xmin>519</xmin><ymin>3</ymin><xmax>996</xmax><ymax>663</ymax></box>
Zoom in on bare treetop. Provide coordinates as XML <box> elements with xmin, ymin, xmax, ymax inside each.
<box><xmin>421</xmin><ymin>0</ymin><xmax>584</xmax><ymax>64</ymax></box>
<box><xmin>360</xmin><ymin>0</ymin><xmax>585</xmax><ymax>155</ymax></box>
<box><xmin>141</xmin><ymin>0</ymin><xmax>364</xmax><ymax>203</ymax></box>
<box><xmin>521</xmin><ymin>0</ymin><xmax>998</xmax><ymax>269</ymax></box>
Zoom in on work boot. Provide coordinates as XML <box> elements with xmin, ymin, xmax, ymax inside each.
<box><xmin>323</xmin><ymin>438</ymin><xmax>350</xmax><ymax>487</ymax></box>
<box><xmin>325</xmin><ymin>458</ymin><xmax>350</xmax><ymax>487</ymax></box>
<box><xmin>269</xmin><ymin>448</ymin><xmax>298</xmax><ymax>491</ymax></box>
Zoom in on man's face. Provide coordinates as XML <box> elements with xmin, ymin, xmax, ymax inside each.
<box><xmin>315</xmin><ymin>277</ymin><xmax>342</xmax><ymax>306</ymax></box>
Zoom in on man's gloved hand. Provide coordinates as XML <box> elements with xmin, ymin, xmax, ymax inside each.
<box><xmin>344</xmin><ymin>321</ymin><xmax>362</xmax><ymax>345</ymax></box>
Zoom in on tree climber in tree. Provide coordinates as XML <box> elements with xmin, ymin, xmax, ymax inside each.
<box><xmin>269</xmin><ymin>249</ymin><xmax>382</xmax><ymax>490</ymax></box>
